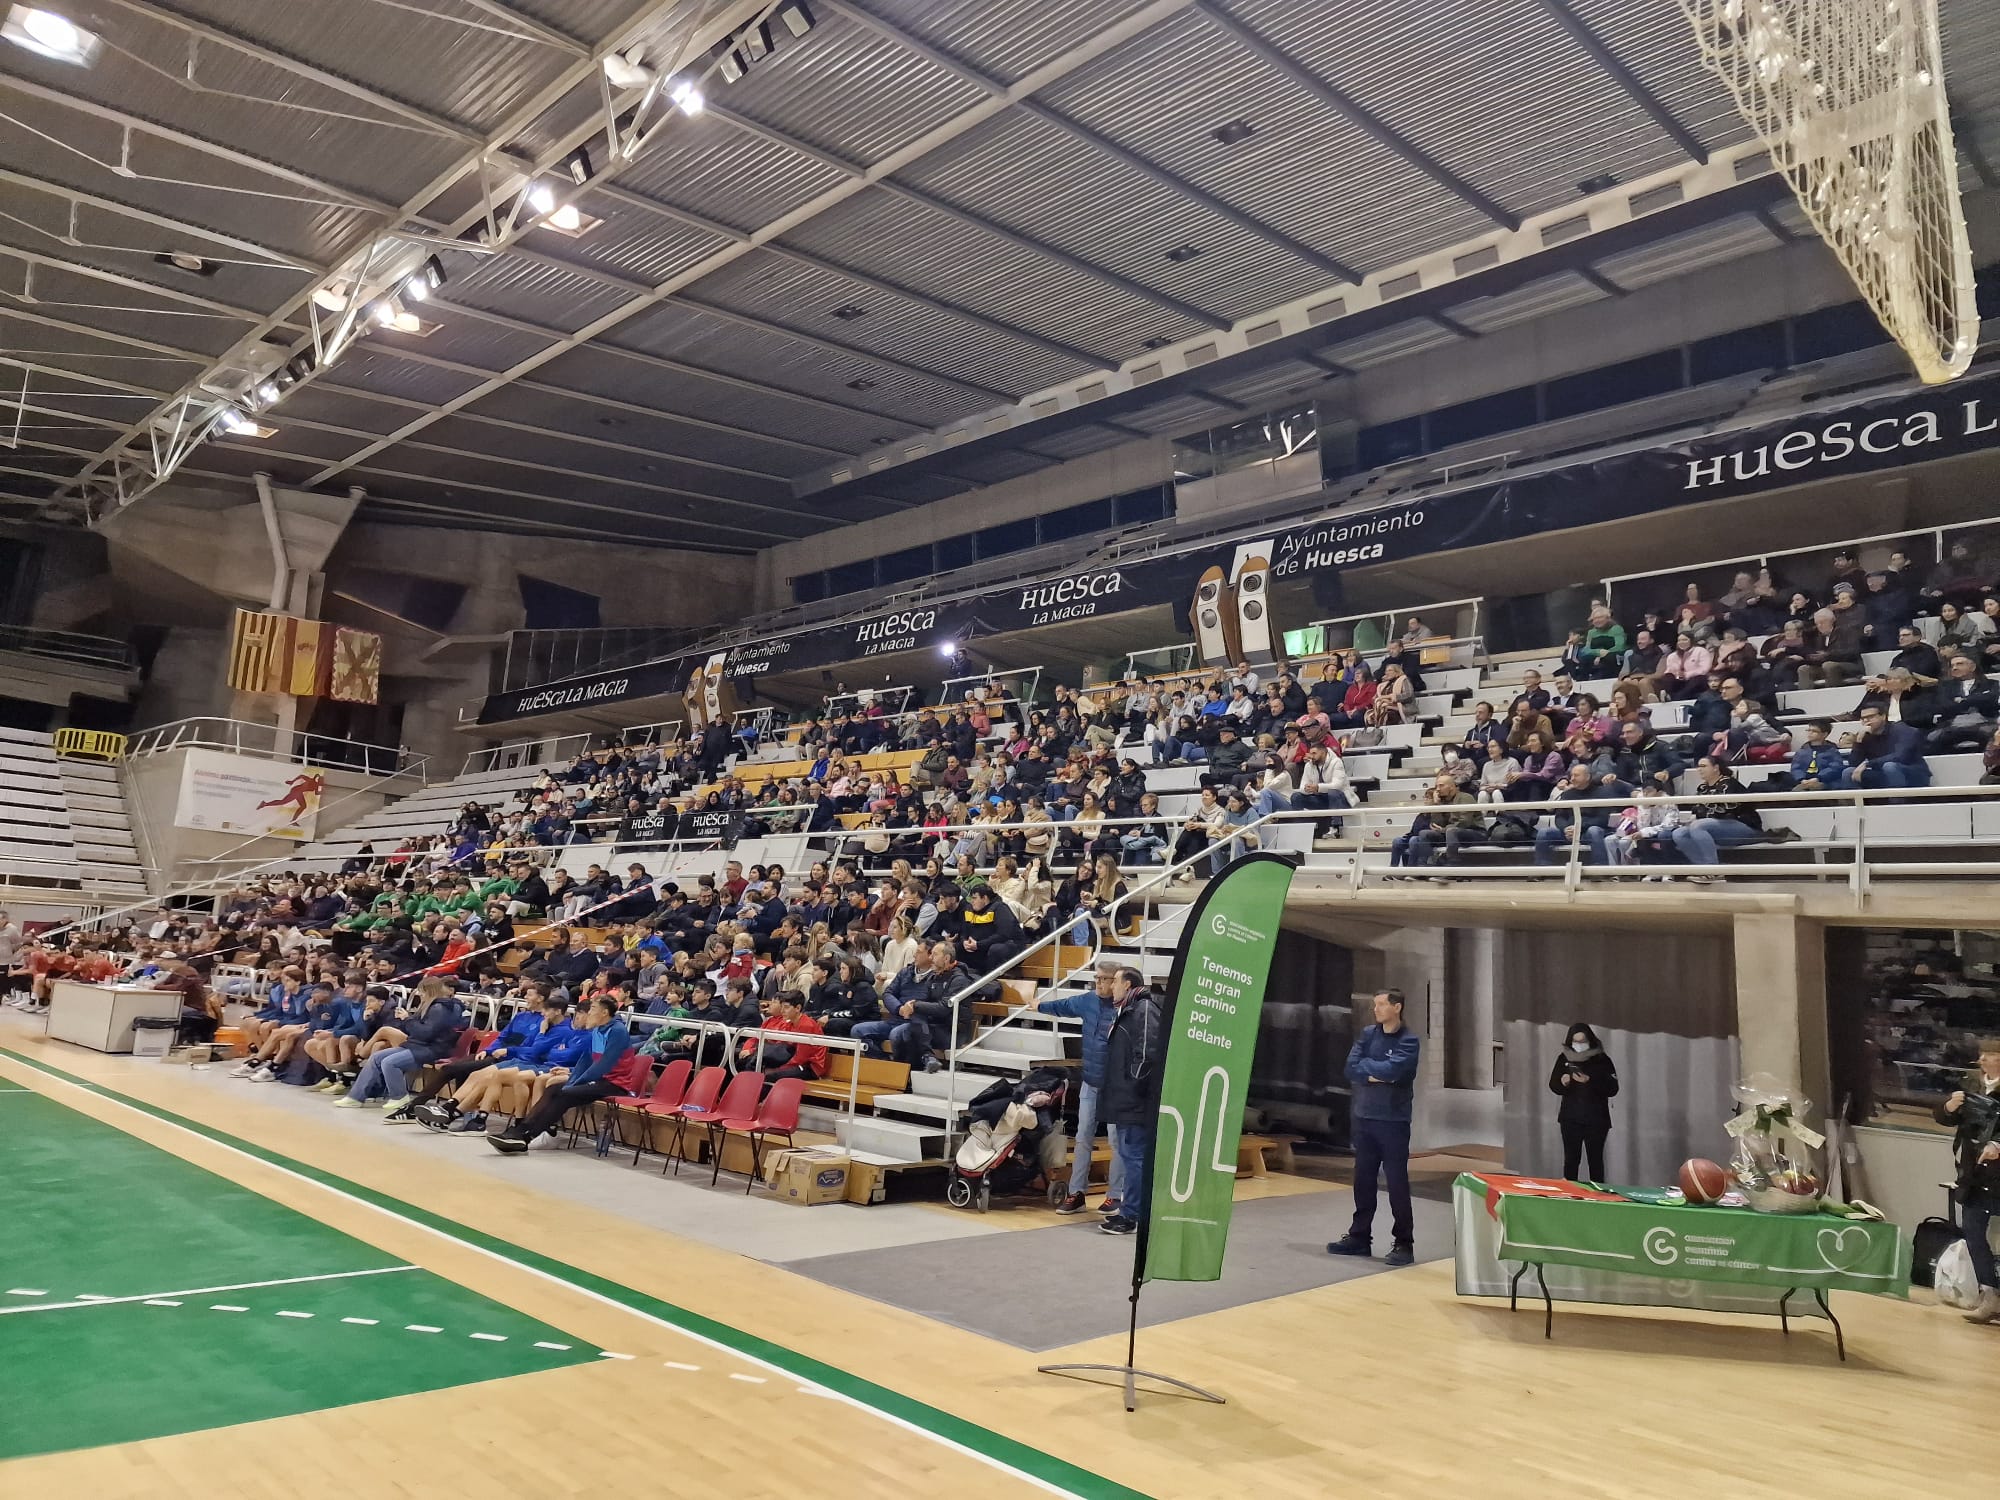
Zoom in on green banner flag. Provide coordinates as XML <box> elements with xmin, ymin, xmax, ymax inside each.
<box><xmin>1142</xmin><ymin>852</ymin><xmax>1296</xmax><ymax>1284</ymax></box>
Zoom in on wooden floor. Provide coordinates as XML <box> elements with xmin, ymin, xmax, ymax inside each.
<box><xmin>5</xmin><ymin>1029</ymin><xmax>1996</xmax><ymax>1500</ymax></box>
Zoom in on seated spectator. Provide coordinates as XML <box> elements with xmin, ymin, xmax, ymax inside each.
<box><xmin>1566</xmin><ymin>693</ymin><xmax>1612</xmax><ymax>747</ymax></box>
<box><xmin>1505</xmin><ymin>702</ymin><xmax>1555</xmax><ymax>752</ymax></box>
<box><xmin>487</xmin><ymin>994</ymin><xmax>633</xmax><ymax>1155</ymax></box>
<box><xmin>1845</xmin><ymin>704</ymin><xmax>1933</xmax><ymax>792</ymax></box>
<box><xmin>1600</xmin><ymin>719</ymin><xmax>1683</xmax><ymax>791</ymax></box>
<box><xmin>1859</xmin><ymin>571</ymin><xmax>1911</xmax><ymax>645</ymax></box>
<box><xmin>1928</xmin><ymin>653</ymin><xmax>2000</xmax><ymax>755</ymax></box>
<box><xmin>757</xmin><ymin>993</ymin><xmax>828</xmax><ymax>1090</ymax></box>
<box><xmin>1619</xmin><ymin>629</ymin><xmax>1666</xmax><ymax>697</ymax></box>
<box><xmin>1796</xmin><ymin>606</ymin><xmax>1864</xmax><ymax>690</ymax></box>
<box><xmin>1533</xmin><ymin>763</ymin><xmax>1629</xmax><ymax>866</ymax></box>
<box><xmin>1459</xmin><ymin>700</ymin><xmax>1503</xmax><ymax>759</ymax></box>
<box><xmin>1507</xmin><ymin>731</ymin><xmax>1565</xmax><ymax>803</ymax></box>
<box><xmin>1859</xmin><ymin>667</ymin><xmax>1940</xmax><ymax>730</ymax></box>
<box><xmin>1294</xmin><ymin>743</ymin><xmax>1351</xmax><ymax>835</ymax></box>
<box><xmin>1937</xmin><ymin>601</ymin><xmax>1984</xmax><ymax>654</ymax></box>
<box><xmin>1574</xmin><ymin>608</ymin><xmax>1626</xmax><ymax>674</ymax></box>
<box><xmin>1509</xmin><ymin>670</ymin><xmax>1550</xmax><ymax>717</ymax></box>
<box><xmin>1922</xmin><ymin>539</ymin><xmax>1996</xmax><ymax>609</ymax></box>
<box><xmin>1474</xmin><ymin>738</ymin><xmax>1519</xmax><ymax>805</ymax></box>
<box><xmin>1789</xmin><ymin>719</ymin><xmax>1851</xmax><ymax>790</ymax></box>
<box><xmin>1119</xmin><ymin>792</ymin><xmax>1171</xmax><ymax>865</ymax></box>
<box><xmin>1655</xmin><ymin>631</ymin><xmax>1713</xmax><ymax>701</ymax></box>
<box><xmin>1606</xmin><ymin>783</ymin><xmax>1688</xmax><ymax>872</ymax></box>
<box><xmin>1391</xmin><ymin>772</ymin><xmax>1480</xmax><ymax>870</ymax></box>
<box><xmin>1199</xmin><ymin>724</ymin><xmax>1253</xmax><ymax>791</ymax></box>
<box><xmin>339</xmin><ymin>978</ymin><xmax>467</xmax><ymax>1114</ymax></box>
<box><xmin>1888</xmin><ymin>624</ymin><xmax>1943</xmax><ymax>685</ymax></box>
<box><xmin>1170</xmin><ymin>786</ymin><xmax>1228</xmax><ymax>878</ymax></box>
<box><xmin>1672</xmin><ymin>757</ymin><xmax>1768</xmax><ymax>875</ymax></box>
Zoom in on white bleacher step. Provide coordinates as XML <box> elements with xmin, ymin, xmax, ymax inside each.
<box><xmin>951</xmin><ymin>1044</ymin><xmax>1070</xmax><ymax>1075</ymax></box>
<box><xmin>872</xmin><ymin>1092</ymin><xmax>961</xmax><ymax>1124</ymax></box>
<box><xmin>903</xmin><ymin>1069</ymin><xmax>993</xmax><ymax>1102</ymax></box>
<box><xmin>837</xmin><ymin>1114</ymin><xmax>943</xmax><ymax>1164</ymax></box>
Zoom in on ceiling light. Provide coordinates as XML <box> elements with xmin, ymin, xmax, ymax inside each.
<box><xmin>402</xmin><ymin>254</ymin><xmax>445</xmax><ymax>302</ymax></box>
<box><xmin>312</xmin><ymin>284</ymin><xmax>351</xmax><ymax>313</ymax></box>
<box><xmin>214</xmin><ymin>407</ymin><xmax>257</xmax><ymax>436</ymax></box>
<box><xmin>526</xmin><ymin>183</ymin><xmax>557</xmax><ymax>217</ymax></box>
<box><xmin>831</xmin><ymin>303</ymin><xmax>867</xmax><ymax>321</ymax></box>
<box><xmin>776</xmin><ymin>1</ymin><xmax>817</xmax><ymax>39</ymax></box>
<box><xmin>716</xmin><ymin>43</ymin><xmax>746</xmax><ymax>84</ymax></box>
<box><xmin>744</xmin><ymin>21</ymin><xmax>773</xmax><ymax>62</ymax></box>
<box><xmin>1163</xmin><ymin>243</ymin><xmax>1202</xmax><ymax>262</ymax></box>
<box><xmin>4</xmin><ymin>6</ymin><xmax>100</xmax><ymax>66</ymax></box>
<box><xmin>602</xmin><ymin>47</ymin><xmax>655</xmax><ymax>91</ymax></box>
<box><xmin>253</xmin><ymin>380</ymin><xmax>279</xmax><ymax>405</ymax></box>
<box><xmin>154</xmin><ymin>251</ymin><xmax>217</xmax><ymax>278</ymax></box>
<box><xmin>563</xmin><ymin>146</ymin><xmax>594</xmax><ymax>187</ymax></box>
<box><xmin>1577</xmin><ymin>172</ymin><xmax>1619</xmax><ymax>195</ymax></box>
<box><xmin>1211</xmin><ymin>119</ymin><xmax>1256</xmax><ymax>147</ymax></box>
<box><xmin>370</xmin><ymin>299</ymin><xmax>398</xmax><ymax>327</ymax></box>
<box><xmin>549</xmin><ymin>203</ymin><xmax>582</xmax><ymax>232</ymax></box>
<box><xmin>670</xmin><ymin>79</ymin><xmax>703</xmax><ymax>115</ymax></box>
<box><xmin>388</xmin><ymin>310</ymin><xmax>437</xmax><ymax>336</ymax></box>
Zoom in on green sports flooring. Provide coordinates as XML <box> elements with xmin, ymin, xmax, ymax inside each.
<box><xmin>0</xmin><ymin>1083</ymin><xmax>600</xmax><ymax>1461</ymax></box>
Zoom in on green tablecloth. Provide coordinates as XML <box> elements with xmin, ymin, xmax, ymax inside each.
<box><xmin>1462</xmin><ymin>1173</ymin><xmax>1908</xmax><ymax>1296</ymax></box>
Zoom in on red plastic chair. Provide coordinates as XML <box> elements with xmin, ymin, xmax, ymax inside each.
<box><xmin>698</xmin><ymin>1070</ymin><xmax>765</xmax><ymax>1185</ymax></box>
<box><xmin>614</xmin><ymin>1058</ymin><xmax>691</xmax><ymax>1165</ymax></box>
<box><xmin>729</xmin><ymin>1077</ymin><xmax>807</xmax><ymax>1195</ymax></box>
<box><xmin>661</xmin><ymin>1065</ymin><xmax>728</xmax><ymax>1176</ymax></box>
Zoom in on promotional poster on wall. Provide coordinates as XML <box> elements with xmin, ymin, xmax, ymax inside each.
<box><xmin>172</xmin><ymin>750</ymin><xmax>324</xmax><ymax>840</ymax></box>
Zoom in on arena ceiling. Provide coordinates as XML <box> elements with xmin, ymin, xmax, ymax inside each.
<box><xmin>1</xmin><ymin>0</ymin><xmax>1995</xmax><ymax>553</ymax></box>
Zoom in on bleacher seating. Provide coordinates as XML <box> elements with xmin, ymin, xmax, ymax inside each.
<box><xmin>0</xmin><ymin>728</ymin><xmax>147</xmax><ymax>898</ymax></box>
<box><xmin>284</xmin><ymin>763</ymin><xmax>564</xmax><ymax>868</ymax></box>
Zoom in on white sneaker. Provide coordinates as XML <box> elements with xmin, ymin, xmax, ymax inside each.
<box><xmin>230</xmin><ymin>1061</ymin><xmax>258</xmax><ymax>1078</ymax></box>
<box><xmin>248</xmin><ymin>1066</ymin><xmax>277</xmax><ymax>1082</ymax></box>
<box><xmin>381</xmin><ymin>1095</ymin><xmax>413</xmax><ymax>1115</ymax></box>
<box><xmin>334</xmin><ymin>1096</ymin><xmax>369</xmax><ymax>1109</ymax></box>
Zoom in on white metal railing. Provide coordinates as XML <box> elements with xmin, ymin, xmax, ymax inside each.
<box><xmin>1307</xmin><ymin>597</ymin><xmax>1485</xmax><ymax>657</ymax></box>
<box><xmin>127</xmin><ymin>718</ymin><xmax>425</xmax><ymax>779</ymax></box>
<box><xmin>824</xmin><ymin>684</ymin><xmax>916</xmax><ymax>721</ymax></box>
<box><xmin>459</xmin><ymin>720</ymin><xmax>683</xmax><ymax>777</ymax></box>
<box><xmin>942</xmin><ymin>666</ymin><xmax>1042</xmax><ymax>719</ymax></box>
<box><xmin>1600</xmin><ymin>516</ymin><xmax>2000</xmax><ymax>599</ymax></box>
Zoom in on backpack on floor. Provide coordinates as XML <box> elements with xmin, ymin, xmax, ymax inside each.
<box><xmin>1912</xmin><ymin>1214</ymin><xmax>1961</xmax><ymax>1289</ymax></box>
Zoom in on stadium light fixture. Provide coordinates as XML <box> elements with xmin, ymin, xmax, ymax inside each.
<box><xmin>670</xmin><ymin>79</ymin><xmax>704</xmax><ymax>116</ymax></box>
<box><xmin>3</xmin><ymin>6</ymin><xmax>100</xmax><ymax>66</ymax></box>
<box><xmin>776</xmin><ymin>2</ymin><xmax>817</xmax><ymax>40</ymax></box>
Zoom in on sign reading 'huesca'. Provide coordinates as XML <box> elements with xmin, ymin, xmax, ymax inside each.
<box><xmin>1683</xmin><ymin>395</ymin><xmax>2000</xmax><ymax>490</ymax></box>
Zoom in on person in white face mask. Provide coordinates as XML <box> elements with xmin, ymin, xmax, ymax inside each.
<box><xmin>1548</xmin><ymin>1023</ymin><xmax>1620</xmax><ymax>1182</ymax></box>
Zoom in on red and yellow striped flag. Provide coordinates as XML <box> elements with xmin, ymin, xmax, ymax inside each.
<box><xmin>227</xmin><ymin>610</ymin><xmax>333</xmax><ymax>698</ymax></box>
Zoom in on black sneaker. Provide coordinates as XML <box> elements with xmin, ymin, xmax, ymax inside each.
<box><xmin>1055</xmin><ymin>1192</ymin><xmax>1088</xmax><ymax>1215</ymax></box>
<box><xmin>487</xmin><ymin>1132</ymin><xmax>529</xmax><ymax>1155</ymax></box>
<box><xmin>1098</xmin><ymin>1216</ymin><xmax>1136</xmax><ymax>1236</ymax></box>
<box><xmin>1097</xmin><ymin>1198</ymin><xmax>1121</xmax><ymax>1215</ymax></box>
<box><xmin>1383</xmin><ymin>1243</ymin><xmax>1415</xmax><ymax>1268</ymax></box>
<box><xmin>1326</xmin><ymin>1235</ymin><xmax>1373</xmax><ymax>1257</ymax></box>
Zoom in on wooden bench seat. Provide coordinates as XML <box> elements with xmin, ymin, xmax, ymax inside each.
<box><xmin>801</xmin><ymin>1052</ymin><xmax>911</xmax><ymax>1109</ymax></box>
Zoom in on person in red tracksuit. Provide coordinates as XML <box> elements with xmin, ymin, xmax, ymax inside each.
<box><xmin>759</xmin><ymin>994</ymin><xmax>827</xmax><ymax>1092</ymax></box>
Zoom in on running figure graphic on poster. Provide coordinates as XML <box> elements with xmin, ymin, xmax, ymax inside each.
<box><xmin>257</xmin><ymin>773</ymin><xmax>325</xmax><ymax>821</ymax></box>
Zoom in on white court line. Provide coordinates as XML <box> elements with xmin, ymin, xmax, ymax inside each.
<box><xmin>533</xmin><ymin>1340</ymin><xmax>570</xmax><ymax>1350</ymax></box>
<box><xmin>0</xmin><ymin>1265</ymin><xmax>419</xmax><ymax>1316</ymax></box>
<box><xmin>468</xmin><ymin>1332</ymin><xmax>506</xmax><ymax>1341</ymax></box>
<box><xmin>405</xmin><ymin>1324</ymin><xmax>442</xmax><ymax>1334</ymax></box>
<box><xmin>275</xmin><ymin>1310</ymin><xmax>313</xmax><ymax>1319</ymax></box>
<box><xmin>4</xmin><ymin>1289</ymin><xmax>48</xmax><ymax>1297</ymax></box>
<box><xmin>729</xmin><ymin>1373</ymin><xmax>767</xmax><ymax>1384</ymax></box>
<box><xmin>0</xmin><ymin>1052</ymin><xmax>1087</xmax><ymax>1500</ymax></box>
<box><xmin>342</xmin><ymin>1317</ymin><xmax>379</xmax><ymax>1326</ymax></box>
<box><xmin>143</xmin><ymin>1299</ymin><xmax>182</xmax><ymax>1308</ymax></box>
<box><xmin>211</xmin><ymin>1305</ymin><xmax>248</xmax><ymax>1313</ymax></box>
<box><xmin>664</xmin><ymin>1360</ymin><xmax>700</xmax><ymax>1371</ymax></box>
<box><xmin>598</xmin><ymin>1351</ymin><xmax>634</xmax><ymax>1360</ymax></box>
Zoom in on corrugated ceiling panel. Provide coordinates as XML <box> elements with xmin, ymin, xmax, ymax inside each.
<box><xmin>317</xmin><ymin>346</ymin><xmax>488</xmax><ymax>406</ymax></box>
<box><xmin>1566</xmin><ymin>0</ymin><xmax>1761</xmax><ymax>153</ymax></box>
<box><xmin>533</xmin><ymin>343</ymin><xmax>903</xmax><ymax>454</ymax></box>
<box><xmin>469</xmin><ymin>381</ymin><xmax>841</xmax><ymax>476</ymax></box>
<box><xmin>1444</xmin><ymin>271</ymin><xmax>1612</xmax><ymax>333</ymax></box>
<box><xmin>352</xmin><ymin>476</ymin><xmax>747</xmax><ymax>549</ymax></box>
<box><xmin>0</xmin><ymin>308</ymin><xmax>204</xmax><ymax>389</ymax></box>
<box><xmin>604</xmin><ymin>300</ymin><xmax>991</xmax><ymax>428</ymax></box>
<box><xmin>942</xmin><ymin>448</ymin><xmax>1058</xmax><ymax>485</ymax></box>
<box><xmin>1227</xmin><ymin>0</ymin><xmax>1681</xmax><ymax>219</ymax></box>
<box><xmin>717</xmin><ymin>10</ymin><xmax>990</xmax><ymax>165</ymax></box>
<box><xmin>418</xmin><ymin>416</ymin><xmax>796</xmax><ymax>503</ymax></box>
<box><xmin>0</xmin><ymin>264</ymin><xmax>249</xmax><ymax>355</ymax></box>
<box><xmin>0</xmin><ymin>107</ymin><xmax>376</xmax><ymax>265</ymax></box>
<box><xmin>786</xmin><ymin>188</ymin><xmax>1213</xmax><ymax>357</ymax></box>
<box><xmin>1201</xmin><ymin>358</ymin><xmax>1333</xmax><ymax>406</ymax></box>
<box><xmin>444</xmin><ymin>252</ymin><xmax>635</xmax><ymax>333</ymax></box>
<box><xmin>619</xmin><ymin>112</ymin><xmax>852</xmax><ymax>234</ymax></box>
<box><xmin>1589</xmin><ymin>213</ymin><xmax>1782</xmax><ymax>290</ymax></box>
<box><xmin>857</xmin><ymin>0</ymin><xmax>1164</xmax><ymax>86</ymax></box>
<box><xmin>899</xmin><ymin>110</ymin><xmax>1329</xmax><ymax>323</ymax></box>
<box><xmin>546</xmin><ymin>193</ymin><xmax>736</xmax><ymax>284</ymax></box>
<box><xmin>1041</xmin><ymin>9</ymin><xmax>1494</xmax><ymax>277</ymax></box>
<box><xmin>0</xmin><ymin>197</ymin><xmax>312</xmax><ymax>318</ymax></box>
<box><xmin>246</xmin><ymin>422</ymin><xmax>377</xmax><ymax>464</ymax></box>
<box><xmin>156</xmin><ymin>0</ymin><xmax>589</xmax><ymax>135</ymax></box>
<box><xmin>373</xmin><ymin>312</ymin><xmax>560</xmax><ymax>375</ymax></box>
<box><xmin>1319</xmin><ymin>319</ymin><xmax>1463</xmax><ymax>369</ymax></box>
<box><xmin>0</xmin><ymin>13</ymin><xmax>463</xmax><ymax>203</ymax></box>
<box><xmin>1121</xmin><ymin>392</ymin><xmax>1245</xmax><ymax>435</ymax></box>
<box><xmin>689</xmin><ymin>250</ymin><xmax>1095</xmax><ymax>397</ymax></box>
<box><xmin>283</xmin><ymin>383</ymin><xmax>428</xmax><ymax>437</ymax></box>
<box><xmin>1021</xmin><ymin>423</ymin><xmax>1134</xmax><ymax>461</ymax></box>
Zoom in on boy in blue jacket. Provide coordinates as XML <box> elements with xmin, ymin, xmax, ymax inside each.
<box><xmin>489</xmin><ymin>995</ymin><xmax>631</xmax><ymax>1154</ymax></box>
<box><xmin>1327</xmin><ymin>989</ymin><xmax>1422</xmax><ymax>1266</ymax></box>
<box><xmin>234</xmin><ymin>967</ymin><xmax>309</xmax><ymax>1076</ymax></box>
<box><xmin>1038</xmin><ymin>964</ymin><xmax>1125</xmax><ymax>1216</ymax></box>
<box><xmin>387</xmin><ymin>984</ymin><xmax>549</xmax><ymax>1122</ymax></box>
<box><xmin>419</xmin><ymin>994</ymin><xmax>577</xmax><ymax>1133</ymax></box>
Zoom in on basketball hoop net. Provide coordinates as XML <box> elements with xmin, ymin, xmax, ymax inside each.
<box><xmin>1682</xmin><ymin>0</ymin><xmax>1979</xmax><ymax>383</ymax></box>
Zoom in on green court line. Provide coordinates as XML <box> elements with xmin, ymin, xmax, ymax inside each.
<box><xmin>0</xmin><ymin>1087</ymin><xmax>600</xmax><ymax>1461</ymax></box>
<box><xmin>1</xmin><ymin>1049</ymin><xmax>1153</xmax><ymax>1500</ymax></box>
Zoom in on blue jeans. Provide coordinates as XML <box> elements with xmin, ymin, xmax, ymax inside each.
<box><xmin>1533</xmin><ymin>824</ymin><xmax>1608</xmax><ymax>865</ymax></box>
<box><xmin>1348</xmin><ymin>1116</ymin><xmax>1413</xmax><ymax>1246</ymax></box>
<box><xmin>1069</xmin><ymin>1080</ymin><xmax>1126</xmax><ymax>1200</ymax></box>
<box><xmin>1295</xmin><ymin>789</ymin><xmax>1350</xmax><ymax>833</ymax></box>
<box><xmin>851</xmin><ymin>1019</ymin><xmax>895</xmax><ymax>1060</ymax></box>
<box><xmin>1120</xmin><ymin>833</ymin><xmax>1167</xmax><ymax>865</ymax></box>
<box><xmin>1859</xmin><ymin>759</ymin><xmax>1933</xmax><ymax>790</ymax></box>
<box><xmin>1672</xmin><ymin>818</ymin><xmax>1764</xmax><ymax>865</ymax></box>
<box><xmin>349</xmin><ymin>1046</ymin><xmax>416</xmax><ymax>1101</ymax></box>
<box><xmin>1113</xmin><ymin>1119</ymin><xmax>1153</xmax><ymax>1225</ymax></box>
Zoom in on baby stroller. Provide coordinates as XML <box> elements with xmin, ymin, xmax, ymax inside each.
<box><xmin>945</xmin><ymin>1068</ymin><xmax>1069</xmax><ymax>1213</ymax></box>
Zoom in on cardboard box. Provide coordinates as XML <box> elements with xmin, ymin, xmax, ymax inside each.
<box><xmin>762</xmin><ymin>1147</ymin><xmax>850</xmax><ymax>1206</ymax></box>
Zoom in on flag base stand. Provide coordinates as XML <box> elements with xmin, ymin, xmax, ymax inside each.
<box><xmin>1035</xmin><ymin>1361</ymin><xmax>1225</xmax><ymax>1414</ymax></box>
<box><xmin>1036</xmin><ymin>1265</ymin><xmax>1225</xmax><ymax>1412</ymax></box>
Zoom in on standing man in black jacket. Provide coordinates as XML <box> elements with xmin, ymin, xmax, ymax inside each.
<box><xmin>1936</xmin><ymin>1040</ymin><xmax>2000</xmax><ymax>1322</ymax></box>
<box><xmin>1097</xmin><ymin>966</ymin><xmax>1165</xmax><ymax>1238</ymax></box>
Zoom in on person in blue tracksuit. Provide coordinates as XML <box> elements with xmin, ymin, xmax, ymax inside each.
<box><xmin>420</xmin><ymin>994</ymin><xmax>579</xmax><ymax>1133</ymax></box>
<box><xmin>1038</xmin><ymin>963</ymin><xmax>1125</xmax><ymax>1216</ymax></box>
<box><xmin>1327</xmin><ymin>989</ymin><xmax>1422</xmax><ymax>1266</ymax></box>
<box><xmin>490</xmin><ymin>996</ymin><xmax>632</xmax><ymax>1154</ymax></box>
<box><xmin>388</xmin><ymin>986</ymin><xmax>550</xmax><ymax>1121</ymax></box>
<box><xmin>237</xmin><ymin>977</ymin><xmax>325</xmax><ymax>1081</ymax></box>
<box><xmin>235</xmin><ymin>967</ymin><xmax>310</xmax><ymax>1073</ymax></box>
<box><xmin>299</xmin><ymin>987</ymin><xmax>359</xmax><ymax>1084</ymax></box>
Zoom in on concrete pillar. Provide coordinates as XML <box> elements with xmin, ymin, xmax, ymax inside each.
<box><xmin>1730</xmin><ymin>913</ymin><xmax>1830</xmax><ymax>1127</ymax></box>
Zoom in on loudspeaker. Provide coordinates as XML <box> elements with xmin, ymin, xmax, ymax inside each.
<box><xmin>683</xmin><ymin>662</ymin><xmax>708</xmax><ymax>730</ymax></box>
<box><xmin>1191</xmin><ymin>566</ymin><xmax>1239</xmax><ymax>668</ymax></box>
<box><xmin>703</xmin><ymin>651</ymin><xmax>735</xmax><ymax>726</ymax></box>
<box><xmin>1232</xmin><ymin>553</ymin><xmax>1279</xmax><ymax>666</ymax></box>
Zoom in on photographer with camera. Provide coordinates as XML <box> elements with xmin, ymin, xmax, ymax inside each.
<box><xmin>1935</xmin><ymin>1038</ymin><xmax>2000</xmax><ymax>1323</ymax></box>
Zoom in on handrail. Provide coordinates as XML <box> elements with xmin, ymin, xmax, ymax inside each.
<box><xmin>1599</xmin><ymin>515</ymin><xmax>1999</xmax><ymax>590</ymax></box>
<box><xmin>459</xmin><ymin>720</ymin><xmax>684</xmax><ymax>777</ymax></box>
<box><xmin>0</xmin><ymin>623</ymin><xmax>137</xmax><ymax>672</ymax></box>
<box><xmin>125</xmin><ymin>717</ymin><xmax>425</xmax><ymax>779</ymax></box>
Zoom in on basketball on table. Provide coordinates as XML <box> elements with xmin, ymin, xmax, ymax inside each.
<box><xmin>1678</xmin><ymin>1158</ymin><xmax>1730</xmax><ymax>1204</ymax></box>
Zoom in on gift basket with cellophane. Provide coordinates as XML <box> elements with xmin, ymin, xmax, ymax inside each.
<box><xmin>1725</xmin><ymin>1074</ymin><xmax>1826</xmax><ymax>1214</ymax></box>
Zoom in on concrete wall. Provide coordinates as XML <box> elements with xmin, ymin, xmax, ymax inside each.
<box><xmin>120</xmin><ymin>746</ymin><xmax>401</xmax><ymax>888</ymax></box>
